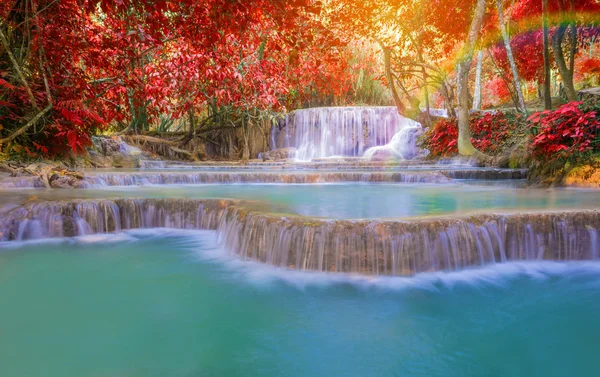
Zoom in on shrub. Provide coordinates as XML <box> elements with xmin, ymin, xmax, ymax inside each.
<box><xmin>421</xmin><ymin>111</ymin><xmax>521</xmax><ymax>157</ymax></box>
<box><xmin>528</xmin><ymin>101</ymin><xmax>600</xmax><ymax>162</ymax></box>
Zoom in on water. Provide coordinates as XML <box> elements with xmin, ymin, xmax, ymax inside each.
<box><xmin>1</xmin><ymin>230</ymin><xmax>599</xmax><ymax>377</ymax></box>
<box><xmin>363</xmin><ymin>125</ymin><xmax>423</xmax><ymax>160</ymax></box>
<box><xmin>0</xmin><ymin>115</ymin><xmax>598</xmax><ymax>374</ymax></box>
<box><xmin>2</xmin><ymin>183</ymin><xmax>599</xmax><ymax>219</ymax></box>
<box><xmin>1</xmin><ymin>167</ymin><xmax>532</xmax><ymax>188</ymax></box>
<box><xmin>281</xmin><ymin>107</ymin><xmax>422</xmax><ymax>160</ymax></box>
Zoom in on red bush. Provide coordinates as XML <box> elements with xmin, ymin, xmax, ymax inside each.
<box><xmin>528</xmin><ymin>101</ymin><xmax>600</xmax><ymax>161</ymax></box>
<box><xmin>421</xmin><ymin>111</ymin><xmax>521</xmax><ymax>157</ymax></box>
<box><xmin>422</xmin><ymin>118</ymin><xmax>459</xmax><ymax>156</ymax></box>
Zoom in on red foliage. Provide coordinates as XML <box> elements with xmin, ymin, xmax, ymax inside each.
<box><xmin>488</xmin><ymin>31</ymin><xmax>545</xmax><ymax>94</ymax></box>
<box><xmin>1</xmin><ymin>0</ymin><xmax>354</xmax><ymax>156</ymax></box>
<box><xmin>422</xmin><ymin>111</ymin><xmax>522</xmax><ymax>156</ymax></box>
<box><xmin>512</xmin><ymin>0</ymin><xmax>600</xmax><ymax>22</ymax></box>
<box><xmin>483</xmin><ymin>77</ymin><xmax>512</xmax><ymax>108</ymax></box>
<box><xmin>528</xmin><ymin>102</ymin><xmax>600</xmax><ymax>160</ymax></box>
<box><xmin>422</xmin><ymin>119</ymin><xmax>459</xmax><ymax>156</ymax></box>
<box><xmin>580</xmin><ymin>57</ymin><xmax>600</xmax><ymax>75</ymax></box>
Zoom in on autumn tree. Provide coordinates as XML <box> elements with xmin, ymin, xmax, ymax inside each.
<box><xmin>455</xmin><ymin>0</ymin><xmax>487</xmax><ymax>156</ymax></box>
<box><xmin>512</xmin><ymin>0</ymin><xmax>600</xmax><ymax>101</ymax></box>
<box><xmin>0</xmin><ymin>0</ymin><xmax>356</xmax><ymax>158</ymax></box>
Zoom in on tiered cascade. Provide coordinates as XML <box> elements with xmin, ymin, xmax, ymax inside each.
<box><xmin>275</xmin><ymin>107</ymin><xmax>424</xmax><ymax>160</ymax></box>
<box><xmin>2</xmin><ymin>198</ymin><xmax>598</xmax><ymax>275</ymax></box>
<box><xmin>0</xmin><ymin>168</ymin><xmax>532</xmax><ymax>189</ymax></box>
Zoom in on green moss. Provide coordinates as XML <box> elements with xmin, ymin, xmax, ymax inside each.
<box><xmin>302</xmin><ymin>221</ymin><xmax>323</xmax><ymax>227</ymax></box>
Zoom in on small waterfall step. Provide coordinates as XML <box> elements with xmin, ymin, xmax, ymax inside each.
<box><xmin>274</xmin><ymin>106</ymin><xmax>426</xmax><ymax>161</ymax></box>
<box><xmin>0</xmin><ymin>167</ymin><xmax>530</xmax><ymax>189</ymax></box>
<box><xmin>1</xmin><ymin>197</ymin><xmax>598</xmax><ymax>276</ymax></box>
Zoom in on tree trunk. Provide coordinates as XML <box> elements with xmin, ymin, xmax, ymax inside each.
<box><xmin>552</xmin><ymin>24</ymin><xmax>578</xmax><ymax>101</ymax></box>
<box><xmin>456</xmin><ymin>0</ymin><xmax>487</xmax><ymax>156</ymax></box>
<box><xmin>188</xmin><ymin>108</ymin><xmax>196</xmax><ymax>137</ymax></box>
<box><xmin>0</xmin><ymin>104</ymin><xmax>53</xmax><ymax>148</ymax></box>
<box><xmin>241</xmin><ymin>115</ymin><xmax>250</xmax><ymax>160</ymax></box>
<box><xmin>472</xmin><ymin>50</ymin><xmax>483</xmax><ymax>110</ymax></box>
<box><xmin>456</xmin><ymin>63</ymin><xmax>477</xmax><ymax>155</ymax></box>
<box><xmin>568</xmin><ymin>22</ymin><xmax>577</xmax><ymax>80</ymax></box>
<box><xmin>0</xmin><ymin>24</ymin><xmax>39</xmax><ymax>110</ymax></box>
<box><xmin>423</xmin><ymin>69</ymin><xmax>431</xmax><ymax>125</ymax></box>
<box><xmin>542</xmin><ymin>0</ymin><xmax>552</xmax><ymax>109</ymax></box>
<box><xmin>416</xmin><ymin>40</ymin><xmax>431</xmax><ymax>124</ymax></box>
<box><xmin>496</xmin><ymin>0</ymin><xmax>527</xmax><ymax>112</ymax></box>
<box><xmin>379</xmin><ymin>41</ymin><xmax>405</xmax><ymax>115</ymax></box>
<box><xmin>439</xmin><ymin>80</ymin><xmax>457</xmax><ymax>118</ymax></box>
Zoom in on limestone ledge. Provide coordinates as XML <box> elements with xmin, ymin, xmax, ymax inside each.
<box><xmin>1</xmin><ymin>197</ymin><xmax>598</xmax><ymax>276</ymax></box>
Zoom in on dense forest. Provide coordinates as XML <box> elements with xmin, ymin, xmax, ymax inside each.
<box><xmin>0</xmin><ymin>0</ymin><xmax>599</xmax><ymax>167</ymax></box>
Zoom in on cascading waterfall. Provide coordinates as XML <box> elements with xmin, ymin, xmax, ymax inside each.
<box><xmin>2</xmin><ymin>197</ymin><xmax>599</xmax><ymax>276</ymax></box>
<box><xmin>216</xmin><ymin>209</ymin><xmax>600</xmax><ymax>274</ymax></box>
<box><xmin>363</xmin><ymin>125</ymin><xmax>423</xmax><ymax>160</ymax></box>
<box><xmin>281</xmin><ymin>107</ymin><xmax>424</xmax><ymax>161</ymax></box>
<box><xmin>80</xmin><ymin>171</ymin><xmax>451</xmax><ymax>187</ymax></box>
<box><xmin>0</xmin><ymin>198</ymin><xmax>230</xmax><ymax>240</ymax></box>
<box><xmin>0</xmin><ymin>169</ymin><xmax>533</xmax><ymax>189</ymax></box>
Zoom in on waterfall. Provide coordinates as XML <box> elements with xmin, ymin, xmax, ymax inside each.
<box><xmin>363</xmin><ymin>125</ymin><xmax>423</xmax><ymax>160</ymax></box>
<box><xmin>216</xmin><ymin>209</ymin><xmax>600</xmax><ymax>274</ymax></box>
<box><xmin>0</xmin><ymin>198</ymin><xmax>230</xmax><ymax>240</ymax></box>
<box><xmin>0</xmin><ymin>169</ymin><xmax>533</xmax><ymax>189</ymax></box>
<box><xmin>2</xmin><ymin>198</ymin><xmax>599</xmax><ymax>276</ymax></box>
<box><xmin>80</xmin><ymin>171</ymin><xmax>451</xmax><ymax>187</ymax></box>
<box><xmin>91</xmin><ymin>136</ymin><xmax>142</xmax><ymax>157</ymax></box>
<box><xmin>282</xmin><ymin>107</ymin><xmax>423</xmax><ymax>161</ymax></box>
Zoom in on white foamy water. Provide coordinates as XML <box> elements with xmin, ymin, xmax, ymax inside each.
<box><xmin>285</xmin><ymin>107</ymin><xmax>424</xmax><ymax>161</ymax></box>
<box><xmin>7</xmin><ymin>228</ymin><xmax>600</xmax><ymax>294</ymax></box>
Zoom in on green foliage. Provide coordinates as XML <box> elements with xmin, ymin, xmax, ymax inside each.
<box><xmin>156</xmin><ymin>115</ymin><xmax>175</xmax><ymax>133</ymax></box>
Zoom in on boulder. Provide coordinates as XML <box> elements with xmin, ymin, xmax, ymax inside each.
<box><xmin>367</xmin><ymin>148</ymin><xmax>401</xmax><ymax>161</ymax></box>
<box><xmin>261</xmin><ymin>147</ymin><xmax>297</xmax><ymax>161</ymax></box>
<box><xmin>89</xmin><ymin>136</ymin><xmax>143</xmax><ymax>168</ymax></box>
<box><xmin>49</xmin><ymin>175</ymin><xmax>80</xmax><ymax>189</ymax></box>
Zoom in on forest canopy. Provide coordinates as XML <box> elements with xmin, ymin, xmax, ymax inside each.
<box><xmin>0</xmin><ymin>0</ymin><xmax>599</xmax><ymax>159</ymax></box>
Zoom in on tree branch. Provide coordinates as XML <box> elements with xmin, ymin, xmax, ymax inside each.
<box><xmin>0</xmin><ymin>24</ymin><xmax>39</xmax><ymax>110</ymax></box>
<box><xmin>0</xmin><ymin>104</ymin><xmax>52</xmax><ymax>145</ymax></box>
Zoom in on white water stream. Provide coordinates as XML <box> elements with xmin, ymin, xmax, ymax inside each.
<box><xmin>281</xmin><ymin>107</ymin><xmax>425</xmax><ymax>161</ymax></box>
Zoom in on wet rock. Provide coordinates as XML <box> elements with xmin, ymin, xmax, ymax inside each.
<box><xmin>0</xmin><ymin>162</ymin><xmax>86</xmax><ymax>188</ymax></box>
<box><xmin>366</xmin><ymin>149</ymin><xmax>400</xmax><ymax>161</ymax></box>
<box><xmin>49</xmin><ymin>175</ymin><xmax>80</xmax><ymax>189</ymax></box>
<box><xmin>440</xmin><ymin>169</ymin><xmax>528</xmax><ymax>180</ymax></box>
<box><xmin>121</xmin><ymin>135</ymin><xmax>192</xmax><ymax>161</ymax></box>
<box><xmin>89</xmin><ymin>136</ymin><xmax>143</xmax><ymax>168</ymax></box>
<box><xmin>262</xmin><ymin>147</ymin><xmax>297</xmax><ymax>161</ymax></box>
<box><xmin>495</xmin><ymin>155</ymin><xmax>511</xmax><ymax>169</ymax></box>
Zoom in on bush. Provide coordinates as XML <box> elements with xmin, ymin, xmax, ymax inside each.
<box><xmin>528</xmin><ymin>101</ymin><xmax>600</xmax><ymax>162</ymax></box>
<box><xmin>421</xmin><ymin>111</ymin><xmax>522</xmax><ymax>157</ymax></box>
